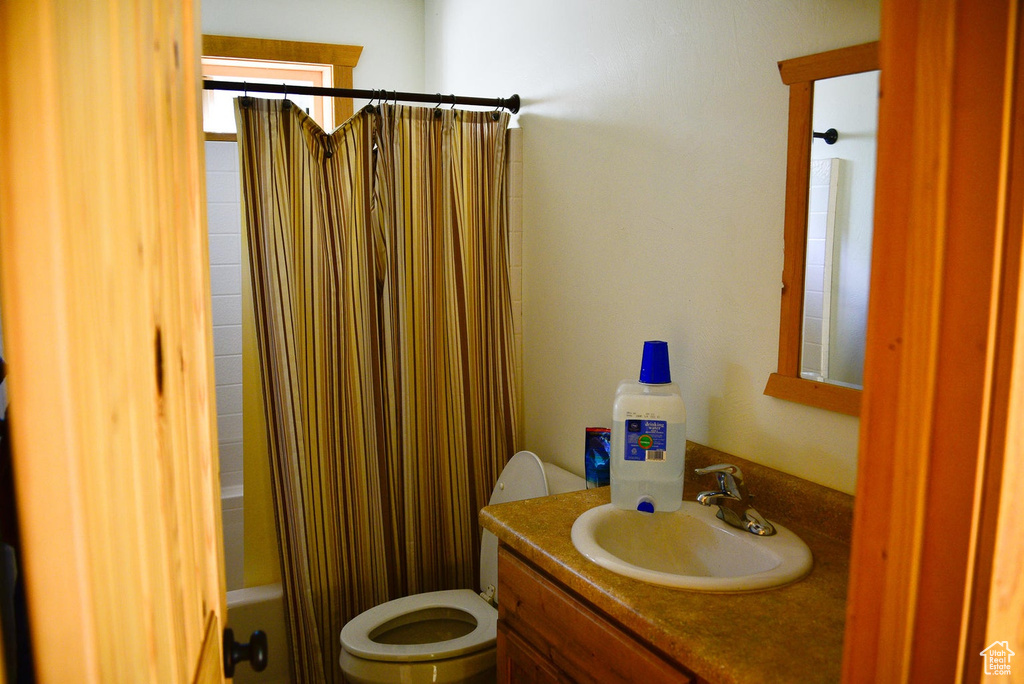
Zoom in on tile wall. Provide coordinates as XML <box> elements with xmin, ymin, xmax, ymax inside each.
<box><xmin>507</xmin><ymin>128</ymin><xmax>524</xmax><ymax>434</ymax></box>
<box><xmin>205</xmin><ymin>141</ymin><xmax>244</xmax><ymax>591</ymax></box>
<box><xmin>802</xmin><ymin>158</ymin><xmax>833</xmax><ymax>380</ymax></box>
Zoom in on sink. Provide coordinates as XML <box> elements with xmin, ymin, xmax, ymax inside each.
<box><xmin>570</xmin><ymin>502</ymin><xmax>812</xmax><ymax>592</ymax></box>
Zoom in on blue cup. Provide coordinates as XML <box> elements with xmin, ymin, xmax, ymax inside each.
<box><xmin>639</xmin><ymin>340</ymin><xmax>671</xmax><ymax>384</ymax></box>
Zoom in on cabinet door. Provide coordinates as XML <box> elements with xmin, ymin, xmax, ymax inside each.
<box><xmin>497</xmin><ymin>548</ymin><xmax>692</xmax><ymax>684</ymax></box>
<box><xmin>498</xmin><ymin>626</ymin><xmax>564</xmax><ymax>684</ymax></box>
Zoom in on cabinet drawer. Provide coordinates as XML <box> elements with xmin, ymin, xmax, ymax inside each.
<box><xmin>498</xmin><ymin>547</ymin><xmax>692</xmax><ymax>684</ymax></box>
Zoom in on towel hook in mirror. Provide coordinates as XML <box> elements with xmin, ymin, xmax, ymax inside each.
<box><xmin>813</xmin><ymin>128</ymin><xmax>839</xmax><ymax>145</ymax></box>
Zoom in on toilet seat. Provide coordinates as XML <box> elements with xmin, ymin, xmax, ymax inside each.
<box><xmin>339</xmin><ymin>452</ymin><xmax>584</xmax><ymax>683</ymax></box>
<box><xmin>340</xmin><ymin>589</ymin><xmax>497</xmax><ymax>663</ymax></box>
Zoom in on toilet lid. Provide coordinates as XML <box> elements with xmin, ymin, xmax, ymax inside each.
<box><xmin>339</xmin><ymin>589</ymin><xmax>497</xmax><ymax>662</ymax></box>
<box><xmin>479</xmin><ymin>450</ymin><xmax>550</xmax><ymax>599</ymax></box>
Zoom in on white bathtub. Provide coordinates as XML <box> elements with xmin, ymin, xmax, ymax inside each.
<box><xmin>226</xmin><ymin>583</ymin><xmax>293</xmax><ymax>684</ymax></box>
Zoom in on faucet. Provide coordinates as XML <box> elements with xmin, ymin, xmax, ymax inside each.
<box><xmin>694</xmin><ymin>464</ymin><xmax>776</xmax><ymax>536</ymax></box>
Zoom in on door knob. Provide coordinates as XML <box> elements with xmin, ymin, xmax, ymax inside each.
<box><xmin>223</xmin><ymin>627</ymin><xmax>268</xmax><ymax>677</ymax></box>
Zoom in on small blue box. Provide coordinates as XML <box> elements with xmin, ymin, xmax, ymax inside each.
<box><xmin>585</xmin><ymin>427</ymin><xmax>611</xmax><ymax>489</ymax></box>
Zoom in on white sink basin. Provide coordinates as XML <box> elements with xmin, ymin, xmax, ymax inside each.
<box><xmin>570</xmin><ymin>502</ymin><xmax>812</xmax><ymax>592</ymax></box>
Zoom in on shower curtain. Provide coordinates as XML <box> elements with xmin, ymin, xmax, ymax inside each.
<box><xmin>235</xmin><ymin>98</ymin><xmax>519</xmax><ymax>683</ymax></box>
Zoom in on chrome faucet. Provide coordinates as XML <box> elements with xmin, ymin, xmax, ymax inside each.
<box><xmin>694</xmin><ymin>464</ymin><xmax>776</xmax><ymax>536</ymax></box>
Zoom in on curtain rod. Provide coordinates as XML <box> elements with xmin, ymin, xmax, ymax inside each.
<box><xmin>202</xmin><ymin>80</ymin><xmax>521</xmax><ymax>114</ymax></box>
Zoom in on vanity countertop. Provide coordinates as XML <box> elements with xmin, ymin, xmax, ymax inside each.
<box><xmin>480</xmin><ymin>444</ymin><xmax>851</xmax><ymax>684</ymax></box>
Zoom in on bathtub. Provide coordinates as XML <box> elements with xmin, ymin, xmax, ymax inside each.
<box><xmin>221</xmin><ymin>485</ymin><xmax>244</xmax><ymax>592</ymax></box>
<box><xmin>226</xmin><ymin>583</ymin><xmax>293</xmax><ymax>684</ymax></box>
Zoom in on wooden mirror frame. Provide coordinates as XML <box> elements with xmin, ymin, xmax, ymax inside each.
<box><xmin>764</xmin><ymin>41</ymin><xmax>879</xmax><ymax>417</ymax></box>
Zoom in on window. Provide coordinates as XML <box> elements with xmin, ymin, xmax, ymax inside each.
<box><xmin>201</xmin><ymin>35</ymin><xmax>362</xmax><ymax>140</ymax></box>
<box><xmin>202</xmin><ymin>58</ymin><xmax>333</xmax><ymax>133</ymax></box>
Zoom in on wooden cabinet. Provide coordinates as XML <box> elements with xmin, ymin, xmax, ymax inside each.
<box><xmin>496</xmin><ymin>546</ymin><xmax>693</xmax><ymax>684</ymax></box>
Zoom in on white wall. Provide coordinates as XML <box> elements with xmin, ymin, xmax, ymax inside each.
<box><xmin>425</xmin><ymin>0</ymin><xmax>880</xmax><ymax>494</ymax></box>
<box><xmin>202</xmin><ymin>0</ymin><xmax>425</xmax><ymax>106</ymax></box>
<box><xmin>202</xmin><ymin>0</ymin><xmax>879</xmax><ymax>494</ymax></box>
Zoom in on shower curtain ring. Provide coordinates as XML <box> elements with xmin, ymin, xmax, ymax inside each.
<box><xmin>449</xmin><ymin>93</ymin><xmax>457</xmax><ymax>109</ymax></box>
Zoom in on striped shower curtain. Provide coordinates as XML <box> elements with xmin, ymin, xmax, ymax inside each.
<box><xmin>235</xmin><ymin>98</ymin><xmax>518</xmax><ymax>683</ymax></box>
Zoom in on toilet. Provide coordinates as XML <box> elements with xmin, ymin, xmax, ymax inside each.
<box><xmin>339</xmin><ymin>451</ymin><xmax>585</xmax><ymax>684</ymax></box>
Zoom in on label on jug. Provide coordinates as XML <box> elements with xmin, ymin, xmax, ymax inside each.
<box><xmin>624</xmin><ymin>418</ymin><xmax>667</xmax><ymax>462</ymax></box>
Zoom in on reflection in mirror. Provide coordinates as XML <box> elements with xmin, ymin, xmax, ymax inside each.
<box><xmin>764</xmin><ymin>42</ymin><xmax>878</xmax><ymax>416</ymax></box>
<box><xmin>801</xmin><ymin>70</ymin><xmax>879</xmax><ymax>389</ymax></box>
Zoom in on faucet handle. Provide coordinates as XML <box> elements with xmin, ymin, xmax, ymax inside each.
<box><xmin>694</xmin><ymin>463</ymin><xmax>745</xmax><ymax>497</ymax></box>
<box><xmin>694</xmin><ymin>463</ymin><xmax>775</xmax><ymax>536</ymax></box>
<box><xmin>694</xmin><ymin>463</ymin><xmax>744</xmax><ymax>481</ymax></box>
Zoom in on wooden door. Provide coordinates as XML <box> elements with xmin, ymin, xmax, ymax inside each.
<box><xmin>843</xmin><ymin>0</ymin><xmax>1024</xmax><ymax>681</ymax></box>
<box><xmin>0</xmin><ymin>0</ymin><xmax>227</xmax><ymax>681</ymax></box>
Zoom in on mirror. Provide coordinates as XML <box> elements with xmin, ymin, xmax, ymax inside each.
<box><xmin>804</xmin><ymin>70</ymin><xmax>879</xmax><ymax>388</ymax></box>
<box><xmin>764</xmin><ymin>42</ymin><xmax>879</xmax><ymax>416</ymax></box>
